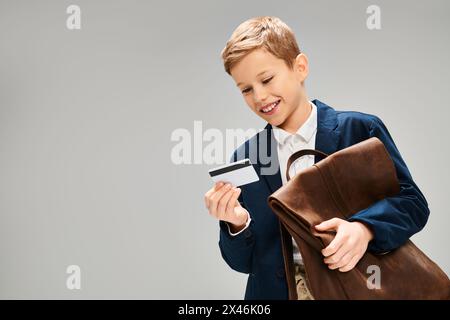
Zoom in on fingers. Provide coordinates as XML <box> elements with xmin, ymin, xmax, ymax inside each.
<box><xmin>217</xmin><ymin>186</ymin><xmax>237</xmax><ymax>219</ymax></box>
<box><xmin>315</xmin><ymin>217</ymin><xmax>342</xmax><ymax>231</ymax></box>
<box><xmin>327</xmin><ymin>249</ymin><xmax>352</xmax><ymax>270</ymax></box>
<box><xmin>225</xmin><ymin>188</ymin><xmax>241</xmax><ymax>212</ymax></box>
<box><xmin>205</xmin><ymin>182</ymin><xmax>228</xmax><ymax>210</ymax></box>
<box><xmin>324</xmin><ymin>241</ymin><xmax>351</xmax><ymax>265</ymax></box>
<box><xmin>321</xmin><ymin>230</ymin><xmax>346</xmax><ymax>257</ymax></box>
<box><xmin>338</xmin><ymin>254</ymin><xmax>361</xmax><ymax>272</ymax></box>
<box><xmin>209</xmin><ymin>183</ymin><xmax>233</xmax><ymax>217</ymax></box>
<box><xmin>204</xmin><ymin>182</ymin><xmax>243</xmax><ymax>223</ymax></box>
<box><xmin>204</xmin><ymin>182</ymin><xmax>224</xmax><ymax>209</ymax></box>
<box><xmin>225</xmin><ymin>188</ymin><xmax>242</xmax><ymax>220</ymax></box>
<box><xmin>320</xmin><ymin>220</ymin><xmax>370</xmax><ymax>272</ymax></box>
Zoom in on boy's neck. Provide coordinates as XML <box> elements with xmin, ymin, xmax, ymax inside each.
<box><xmin>278</xmin><ymin>98</ymin><xmax>312</xmax><ymax>134</ymax></box>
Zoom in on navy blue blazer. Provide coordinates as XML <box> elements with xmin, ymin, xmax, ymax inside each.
<box><xmin>218</xmin><ymin>99</ymin><xmax>430</xmax><ymax>300</ymax></box>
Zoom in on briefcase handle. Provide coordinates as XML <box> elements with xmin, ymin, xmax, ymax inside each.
<box><xmin>286</xmin><ymin>149</ymin><xmax>329</xmax><ymax>182</ymax></box>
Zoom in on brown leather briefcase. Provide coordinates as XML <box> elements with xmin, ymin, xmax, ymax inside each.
<box><xmin>268</xmin><ymin>137</ymin><xmax>450</xmax><ymax>299</ymax></box>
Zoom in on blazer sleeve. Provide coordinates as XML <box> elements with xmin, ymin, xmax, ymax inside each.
<box><xmin>347</xmin><ymin>116</ymin><xmax>430</xmax><ymax>253</ymax></box>
<box><xmin>218</xmin><ymin>152</ymin><xmax>255</xmax><ymax>274</ymax></box>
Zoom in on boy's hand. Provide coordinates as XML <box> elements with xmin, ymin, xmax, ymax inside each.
<box><xmin>315</xmin><ymin>218</ymin><xmax>374</xmax><ymax>272</ymax></box>
<box><xmin>204</xmin><ymin>182</ymin><xmax>249</xmax><ymax>232</ymax></box>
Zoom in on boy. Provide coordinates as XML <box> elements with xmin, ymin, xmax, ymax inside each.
<box><xmin>204</xmin><ymin>16</ymin><xmax>429</xmax><ymax>300</ymax></box>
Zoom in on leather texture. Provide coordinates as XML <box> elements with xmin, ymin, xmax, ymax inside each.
<box><xmin>268</xmin><ymin>137</ymin><xmax>450</xmax><ymax>299</ymax></box>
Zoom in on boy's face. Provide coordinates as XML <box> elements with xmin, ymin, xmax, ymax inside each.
<box><xmin>230</xmin><ymin>48</ymin><xmax>308</xmax><ymax>129</ymax></box>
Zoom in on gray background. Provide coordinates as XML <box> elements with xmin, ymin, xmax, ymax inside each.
<box><xmin>0</xmin><ymin>0</ymin><xmax>449</xmax><ymax>299</ymax></box>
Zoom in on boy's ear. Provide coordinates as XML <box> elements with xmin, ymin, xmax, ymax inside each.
<box><xmin>294</xmin><ymin>53</ymin><xmax>309</xmax><ymax>82</ymax></box>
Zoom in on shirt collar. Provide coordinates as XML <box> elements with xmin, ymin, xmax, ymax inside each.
<box><xmin>273</xmin><ymin>101</ymin><xmax>317</xmax><ymax>146</ymax></box>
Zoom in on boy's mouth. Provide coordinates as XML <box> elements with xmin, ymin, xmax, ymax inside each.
<box><xmin>259</xmin><ymin>99</ymin><xmax>281</xmax><ymax>115</ymax></box>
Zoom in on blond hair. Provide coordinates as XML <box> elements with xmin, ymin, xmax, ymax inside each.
<box><xmin>221</xmin><ymin>16</ymin><xmax>301</xmax><ymax>75</ymax></box>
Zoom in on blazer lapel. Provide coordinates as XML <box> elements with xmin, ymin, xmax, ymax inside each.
<box><xmin>313</xmin><ymin>99</ymin><xmax>340</xmax><ymax>160</ymax></box>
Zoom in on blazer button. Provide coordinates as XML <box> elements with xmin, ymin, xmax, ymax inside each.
<box><xmin>244</xmin><ymin>230</ymin><xmax>252</xmax><ymax>238</ymax></box>
<box><xmin>276</xmin><ymin>268</ymin><xmax>285</xmax><ymax>278</ymax></box>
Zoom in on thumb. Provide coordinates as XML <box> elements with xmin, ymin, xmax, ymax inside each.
<box><xmin>233</xmin><ymin>198</ymin><xmax>248</xmax><ymax>215</ymax></box>
<box><xmin>315</xmin><ymin>218</ymin><xmax>342</xmax><ymax>231</ymax></box>
<box><xmin>234</xmin><ymin>198</ymin><xmax>247</xmax><ymax>214</ymax></box>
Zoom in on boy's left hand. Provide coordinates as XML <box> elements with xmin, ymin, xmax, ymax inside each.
<box><xmin>315</xmin><ymin>218</ymin><xmax>374</xmax><ymax>272</ymax></box>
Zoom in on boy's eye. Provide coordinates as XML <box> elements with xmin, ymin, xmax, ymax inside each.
<box><xmin>262</xmin><ymin>76</ymin><xmax>273</xmax><ymax>84</ymax></box>
<box><xmin>240</xmin><ymin>76</ymin><xmax>273</xmax><ymax>94</ymax></box>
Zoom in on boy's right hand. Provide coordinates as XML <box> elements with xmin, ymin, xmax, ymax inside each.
<box><xmin>204</xmin><ymin>182</ymin><xmax>249</xmax><ymax>232</ymax></box>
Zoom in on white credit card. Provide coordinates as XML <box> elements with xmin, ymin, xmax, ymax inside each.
<box><xmin>208</xmin><ymin>158</ymin><xmax>259</xmax><ymax>187</ymax></box>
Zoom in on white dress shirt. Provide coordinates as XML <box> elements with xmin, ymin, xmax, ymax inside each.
<box><xmin>228</xmin><ymin>101</ymin><xmax>318</xmax><ymax>266</ymax></box>
<box><xmin>273</xmin><ymin>101</ymin><xmax>317</xmax><ymax>265</ymax></box>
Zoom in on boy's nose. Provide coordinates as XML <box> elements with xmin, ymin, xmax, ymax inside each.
<box><xmin>253</xmin><ymin>87</ymin><xmax>269</xmax><ymax>105</ymax></box>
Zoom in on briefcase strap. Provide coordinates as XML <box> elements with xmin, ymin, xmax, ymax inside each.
<box><xmin>286</xmin><ymin>149</ymin><xmax>329</xmax><ymax>181</ymax></box>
